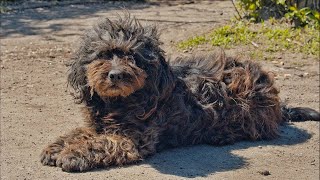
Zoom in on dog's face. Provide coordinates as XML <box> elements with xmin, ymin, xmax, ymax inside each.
<box><xmin>86</xmin><ymin>53</ymin><xmax>147</xmax><ymax>98</ymax></box>
<box><xmin>68</xmin><ymin>16</ymin><xmax>174</xmax><ymax>104</ymax></box>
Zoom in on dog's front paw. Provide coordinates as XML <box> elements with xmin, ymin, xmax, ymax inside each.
<box><xmin>40</xmin><ymin>144</ymin><xmax>63</xmax><ymax>166</ymax></box>
<box><xmin>56</xmin><ymin>153</ymin><xmax>91</xmax><ymax>172</ymax></box>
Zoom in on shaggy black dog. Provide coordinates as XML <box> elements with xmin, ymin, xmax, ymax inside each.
<box><xmin>40</xmin><ymin>15</ymin><xmax>319</xmax><ymax>172</ymax></box>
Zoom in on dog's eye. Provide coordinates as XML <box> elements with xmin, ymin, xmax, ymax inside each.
<box><xmin>97</xmin><ymin>51</ymin><xmax>113</xmax><ymax>60</ymax></box>
<box><xmin>126</xmin><ymin>56</ymin><xmax>136</xmax><ymax>65</ymax></box>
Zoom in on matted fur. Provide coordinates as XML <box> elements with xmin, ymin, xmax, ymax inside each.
<box><xmin>40</xmin><ymin>15</ymin><xmax>319</xmax><ymax>172</ymax></box>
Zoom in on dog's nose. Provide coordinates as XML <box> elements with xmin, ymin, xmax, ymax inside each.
<box><xmin>108</xmin><ymin>70</ymin><xmax>124</xmax><ymax>81</ymax></box>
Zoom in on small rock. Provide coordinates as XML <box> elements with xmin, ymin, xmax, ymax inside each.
<box><xmin>258</xmin><ymin>170</ymin><xmax>271</xmax><ymax>176</ymax></box>
<box><xmin>258</xmin><ymin>146</ymin><xmax>262</xmax><ymax>149</ymax></box>
<box><xmin>280</xmin><ymin>61</ymin><xmax>284</xmax><ymax>65</ymax></box>
<box><xmin>183</xmin><ymin>50</ymin><xmax>189</xmax><ymax>53</ymax></box>
<box><xmin>303</xmin><ymin>72</ymin><xmax>309</xmax><ymax>77</ymax></box>
<box><xmin>284</xmin><ymin>74</ymin><xmax>292</xmax><ymax>79</ymax></box>
<box><xmin>271</xmin><ymin>60</ymin><xmax>278</xmax><ymax>64</ymax></box>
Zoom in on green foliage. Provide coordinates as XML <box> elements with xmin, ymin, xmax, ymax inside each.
<box><xmin>178</xmin><ymin>36</ymin><xmax>207</xmax><ymax>49</ymax></box>
<box><xmin>285</xmin><ymin>6</ymin><xmax>320</xmax><ymax>27</ymax></box>
<box><xmin>209</xmin><ymin>22</ymin><xmax>257</xmax><ymax>47</ymax></box>
<box><xmin>236</xmin><ymin>0</ymin><xmax>286</xmax><ymax>21</ymax></box>
<box><xmin>179</xmin><ymin>22</ymin><xmax>258</xmax><ymax>49</ymax></box>
<box><xmin>178</xmin><ymin>21</ymin><xmax>320</xmax><ymax>57</ymax></box>
<box><xmin>235</xmin><ymin>0</ymin><xmax>320</xmax><ymax>27</ymax></box>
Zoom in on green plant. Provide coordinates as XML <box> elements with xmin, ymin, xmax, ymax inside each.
<box><xmin>235</xmin><ymin>0</ymin><xmax>287</xmax><ymax>21</ymax></box>
<box><xmin>209</xmin><ymin>22</ymin><xmax>257</xmax><ymax>47</ymax></box>
<box><xmin>178</xmin><ymin>21</ymin><xmax>320</xmax><ymax>57</ymax></box>
<box><xmin>179</xmin><ymin>22</ymin><xmax>258</xmax><ymax>49</ymax></box>
<box><xmin>178</xmin><ymin>35</ymin><xmax>207</xmax><ymax>49</ymax></box>
<box><xmin>234</xmin><ymin>0</ymin><xmax>320</xmax><ymax>27</ymax></box>
<box><xmin>285</xmin><ymin>6</ymin><xmax>320</xmax><ymax>27</ymax></box>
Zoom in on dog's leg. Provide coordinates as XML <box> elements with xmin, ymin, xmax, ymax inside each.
<box><xmin>40</xmin><ymin>127</ymin><xmax>96</xmax><ymax>166</ymax></box>
<box><xmin>55</xmin><ymin>133</ymin><xmax>143</xmax><ymax>172</ymax></box>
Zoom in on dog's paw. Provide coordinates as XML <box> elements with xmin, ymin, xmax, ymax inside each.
<box><xmin>56</xmin><ymin>153</ymin><xmax>91</xmax><ymax>172</ymax></box>
<box><xmin>40</xmin><ymin>144</ymin><xmax>63</xmax><ymax>166</ymax></box>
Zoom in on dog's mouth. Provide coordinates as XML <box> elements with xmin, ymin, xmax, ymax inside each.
<box><xmin>109</xmin><ymin>84</ymin><xmax>119</xmax><ymax>88</ymax></box>
<box><xmin>103</xmin><ymin>81</ymin><xmax>136</xmax><ymax>97</ymax></box>
<box><xmin>108</xmin><ymin>79</ymin><xmax>133</xmax><ymax>89</ymax></box>
<box><xmin>107</xmin><ymin>83</ymin><xmax>125</xmax><ymax>92</ymax></box>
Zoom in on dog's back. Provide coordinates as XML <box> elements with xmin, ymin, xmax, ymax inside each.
<box><xmin>170</xmin><ymin>52</ymin><xmax>319</xmax><ymax>140</ymax></box>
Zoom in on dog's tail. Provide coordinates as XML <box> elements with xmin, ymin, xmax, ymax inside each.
<box><xmin>281</xmin><ymin>106</ymin><xmax>320</xmax><ymax>122</ymax></box>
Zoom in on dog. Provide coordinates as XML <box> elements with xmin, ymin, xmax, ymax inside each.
<box><xmin>40</xmin><ymin>15</ymin><xmax>319</xmax><ymax>172</ymax></box>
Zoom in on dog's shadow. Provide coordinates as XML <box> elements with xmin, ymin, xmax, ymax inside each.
<box><xmin>142</xmin><ymin>124</ymin><xmax>312</xmax><ymax>178</ymax></box>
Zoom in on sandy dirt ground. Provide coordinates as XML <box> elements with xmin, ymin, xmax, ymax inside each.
<box><xmin>1</xmin><ymin>1</ymin><xmax>319</xmax><ymax>179</ymax></box>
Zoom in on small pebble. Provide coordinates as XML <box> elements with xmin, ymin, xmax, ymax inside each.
<box><xmin>258</xmin><ymin>170</ymin><xmax>271</xmax><ymax>176</ymax></box>
<box><xmin>284</xmin><ymin>74</ymin><xmax>292</xmax><ymax>79</ymax></box>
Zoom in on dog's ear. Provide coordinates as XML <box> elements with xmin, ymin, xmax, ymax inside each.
<box><xmin>134</xmin><ymin>57</ymin><xmax>175</xmax><ymax>120</ymax></box>
<box><xmin>67</xmin><ymin>59</ymin><xmax>91</xmax><ymax>103</ymax></box>
<box><xmin>156</xmin><ymin>57</ymin><xmax>175</xmax><ymax>100</ymax></box>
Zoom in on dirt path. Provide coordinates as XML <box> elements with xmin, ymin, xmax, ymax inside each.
<box><xmin>1</xmin><ymin>1</ymin><xmax>319</xmax><ymax>179</ymax></box>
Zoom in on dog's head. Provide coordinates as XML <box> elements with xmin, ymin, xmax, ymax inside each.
<box><xmin>68</xmin><ymin>15</ymin><xmax>174</xmax><ymax>105</ymax></box>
